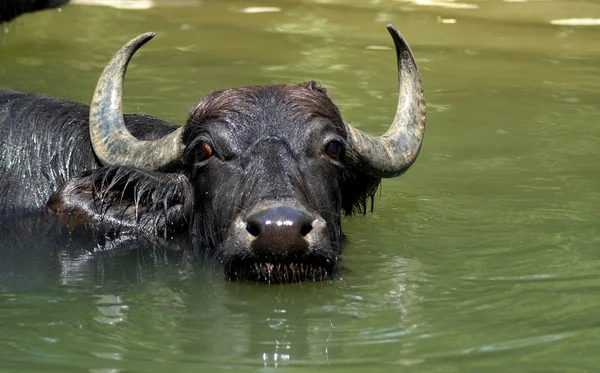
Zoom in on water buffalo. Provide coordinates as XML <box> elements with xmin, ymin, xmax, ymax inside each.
<box><xmin>0</xmin><ymin>0</ymin><xmax>68</xmax><ymax>23</ymax></box>
<box><xmin>0</xmin><ymin>25</ymin><xmax>425</xmax><ymax>283</ymax></box>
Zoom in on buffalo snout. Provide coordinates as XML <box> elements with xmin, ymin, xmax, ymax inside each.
<box><xmin>245</xmin><ymin>205</ymin><xmax>320</xmax><ymax>254</ymax></box>
<box><xmin>226</xmin><ymin>202</ymin><xmax>331</xmax><ymax>283</ymax></box>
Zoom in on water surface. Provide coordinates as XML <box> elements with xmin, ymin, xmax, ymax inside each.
<box><xmin>1</xmin><ymin>0</ymin><xmax>600</xmax><ymax>371</ymax></box>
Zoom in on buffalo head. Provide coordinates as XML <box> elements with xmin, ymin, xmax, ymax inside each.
<box><xmin>48</xmin><ymin>25</ymin><xmax>425</xmax><ymax>283</ymax></box>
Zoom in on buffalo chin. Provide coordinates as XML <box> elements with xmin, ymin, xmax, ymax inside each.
<box><xmin>224</xmin><ymin>254</ymin><xmax>338</xmax><ymax>284</ymax></box>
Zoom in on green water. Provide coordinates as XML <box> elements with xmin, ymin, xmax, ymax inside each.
<box><xmin>1</xmin><ymin>0</ymin><xmax>600</xmax><ymax>371</ymax></box>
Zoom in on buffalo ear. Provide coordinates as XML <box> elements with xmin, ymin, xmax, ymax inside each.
<box><xmin>341</xmin><ymin>171</ymin><xmax>381</xmax><ymax>215</ymax></box>
<box><xmin>45</xmin><ymin>167</ymin><xmax>194</xmax><ymax>238</ymax></box>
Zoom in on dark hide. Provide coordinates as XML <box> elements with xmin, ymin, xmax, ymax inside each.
<box><xmin>46</xmin><ymin>166</ymin><xmax>194</xmax><ymax>238</ymax></box>
<box><xmin>0</xmin><ymin>0</ymin><xmax>68</xmax><ymax>23</ymax></box>
<box><xmin>0</xmin><ymin>82</ymin><xmax>380</xmax><ymax>283</ymax></box>
<box><xmin>178</xmin><ymin>82</ymin><xmax>380</xmax><ymax>281</ymax></box>
<box><xmin>0</xmin><ymin>88</ymin><xmax>179</xmax><ymax>213</ymax></box>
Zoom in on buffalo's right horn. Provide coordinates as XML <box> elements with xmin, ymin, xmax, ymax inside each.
<box><xmin>89</xmin><ymin>32</ymin><xmax>185</xmax><ymax>170</ymax></box>
<box><xmin>344</xmin><ymin>25</ymin><xmax>426</xmax><ymax>178</ymax></box>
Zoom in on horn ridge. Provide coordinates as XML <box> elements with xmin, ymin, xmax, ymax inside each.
<box><xmin>89</xmin><ymin>32</ymin><xmax>184</xmax><ymax>170</ymax></box>
<box><xmin>345</xmin><ymin>24</ymin><xmax>426</xmax><ymax>178</ymax></box>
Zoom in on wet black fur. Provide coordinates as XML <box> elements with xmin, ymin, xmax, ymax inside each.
<box><xmin>46</xmin><ymin>166</ymin><xmax>194</xmax><ymax>238</ymax></box>
<box><xmin>0</xmin><ymin>83</ymin><xmax>380</xmax><ymax>282</ymax></box>
<box><xmin>0</xmin><ymin>0</ymin><xmax>68</xmax><ymax>23</ymax></box>
<box><xmin>179</xmin><ymin>82</ymin><xmax>380</xmax><ymax>281</ymax></box>
<box><xmin>0</xmin><ymin>89</ymin><xmax>177</xmax><ymax>213</ymax></box>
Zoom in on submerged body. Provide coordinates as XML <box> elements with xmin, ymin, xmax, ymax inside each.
<box><xmin>0</xmin><ymin>26</ymin><xmax>425</xmax><ymax>283</ymax></box>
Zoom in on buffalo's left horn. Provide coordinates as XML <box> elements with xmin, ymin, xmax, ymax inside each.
<box><xmin>89</xmin><ymin>32</ymin><xmax>184</xmax><ymax>170</ymax></box>
<box><xmin>345</xmin><ymin>25</ymin><xmax>426</xmax><ymax>178</ymax></box>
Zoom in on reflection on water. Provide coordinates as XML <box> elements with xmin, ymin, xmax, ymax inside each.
<box><xmin>1</xmin><ymin>0</ymin><xmax>600</xmax><ymax>371</ymax></box>
<box><xmin>70</xmin><ymin>0</ymin><xmax>202</xmax><ymax>9</ymax></box>
<box><xmin>0</xmin><ymin>214</ymin><xmax>422</xmax><ymax>369</ymax></box>
<box><xmin>398</xmin><ymin>0</ymin><xmax>478</xmax><ymax>9</ymax></box>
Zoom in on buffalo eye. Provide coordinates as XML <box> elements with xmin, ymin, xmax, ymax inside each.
<box><xmin>324</xmin><ymin>141</ymin><xmax>344</xmax><ymax>160</ymax></box>
<box><xmin>197</xmin><ymin>142</ymin><xmax>213</xmax><ymax>162</ymax></box>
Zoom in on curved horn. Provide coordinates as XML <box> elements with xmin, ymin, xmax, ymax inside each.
<box><xmin>89</xmin><ymin>32</ymin><xmax>184</xmax><ymax>170</ymax></box>
<box><xmin>345</xmin><ymin>24</ymin><xmax>426</xmax><ymax>178</ymax></box>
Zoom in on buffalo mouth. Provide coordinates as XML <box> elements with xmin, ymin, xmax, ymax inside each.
<box><xmin>224</xmin><ymin>254</ymin><xmax>337</xmax><ymax>284</ymax></box>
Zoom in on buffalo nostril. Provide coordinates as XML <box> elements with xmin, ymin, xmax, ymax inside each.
<box><xmin>246</xmin><ymin>222</ymin><xmax>261</xmax><ymax>237</ymax></box>
<box><xmin>244</xmin><ymin>206</ymin><xmax>317</xmax><ymax>253</ymax></box>
<box><xmin>300</xmin><ymin>222</ymin><xmax>313</xmax><ymax>237</ymax></box>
